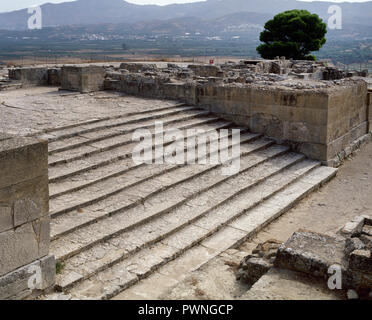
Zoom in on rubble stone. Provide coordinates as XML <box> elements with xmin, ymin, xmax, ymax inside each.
<box><xmin>347</xmin><ymin>289</ymin><xmax>359</xmax><ymax>300</ymax></box>
<box><xmin>349</xmin><ymin>250</ymin><xmax>372</xmax><ymax>272</ymax></box>
<box><xmin>237</xmin><ymin>240</ymin><xmax>281</xmax><ymax>285</ymax></box>
<box><xmin>344</xmin><ymin>237</ymin><xmax>366</xmax><ymax>256</ymax></box>
<box><xmin>340</xmin><ymin>216</ymin><xmax>365</xmax><ymax>237</ymax></box>
<box><xmin>362</xmin><ymin>225</ymin><xmax>372</xmax><ymax>237</ymax></box>
<box><xmin>8</xmin><ymin>67</ymin><xmax>48</xmax><ymax>85</ymax></box>
<box><xmin>274</xmin><ymin>231</ymin><xmax>347</xmax><ymax>279</ymax></box>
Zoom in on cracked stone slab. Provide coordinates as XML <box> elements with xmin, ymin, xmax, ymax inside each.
<box><xmin>275</xmin><ymin>231</ymin><xmax>347</xmax><ymax>279</ymax></box>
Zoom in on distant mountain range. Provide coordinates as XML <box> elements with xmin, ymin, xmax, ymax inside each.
<box><xmin>0</xmin><ymin>0</ymin><xmax>371</xmax><ymax>31</ymax></box>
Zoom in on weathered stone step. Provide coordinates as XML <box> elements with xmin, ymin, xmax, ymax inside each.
<box><xmin>49</xmin><ymin>130</ymin><xmax>254</xmax><ymax>199</ymax></box>
<box><xmin>43</xmin><ymin>104</ymin><xmax>191</xmax><ymax>143</ymax></box>
<box><xmin>49</xmin><ymin>131</ymin><xmax>257</xmax><ymax>219</ymax></box>
<box><xmin>58</xmin><ymin>156</ymin><xmax>318</xmax><ymax>295</ymax></box>
<box><xmin>48</xmin><ymin>120</ymin><xmax>232</xmax><ymax>182</ymax></box>
<box><xmin>48</xmin><ymin>111</ymin><xmax>213</xmax><ymax>165</ymax></box>
<box><xmin>0</xmin><ymin>82</ymin><xmax>23</xmax><ymax>91</ymax></box>
<box><xmin>50</xmin><ymin>143</ymin><xmax>286</xmax><ymax>263</ymax></box>
<box><xmin>48</xmin><ymin>107</ymin><xmax>202</xmax><ymax>154</ymax></box>
<box><xmin>48</xmin><ymin>115</ymin><xmax>223</xmax><ymax>166</ymax></box>
<box><xmin>36</xmin><ymin>104</ymin><xmax>186</xmax><ymax>137</ymax></box>
<box><xmin>67</xmin><ymin>165</ymin><xmax>337</xmax><ymax>300</ymax></box>
<box><xmin>50</xmin><ymin>137</ymin><xmax>275</xmax><ymax>241</ymax></box>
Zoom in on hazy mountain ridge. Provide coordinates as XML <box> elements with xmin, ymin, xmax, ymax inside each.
<box><xmin>0</xmin><ymin>0</ymin><xmax>371</xmax><ymax>31</ymax></box>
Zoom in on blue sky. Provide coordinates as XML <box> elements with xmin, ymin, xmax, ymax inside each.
<box><xmin>0</xmin><ymin>0</ymin><xmax>370</xmax><ymax>13</ymax></box>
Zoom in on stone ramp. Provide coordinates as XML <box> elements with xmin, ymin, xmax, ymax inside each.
<box><xmin>37</xmin><ymin>104</ymin><xmax>337</xmax><ymax>300</ymax></box>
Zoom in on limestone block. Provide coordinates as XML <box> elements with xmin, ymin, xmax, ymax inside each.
<box><xmin>340</xmin><ymin>216</ymin><xmax>365</xmax><ymax>237</ymax></box>
<box><xmin>0</xmin><ymin>174</ymin><xmax>49</xmax><ymax>227</ymax></box>
<box><xmin>163</xmin><ymin>83</ymin><xmax>196</xmax><ymax>105</ymax></box>
<box><xmin>237</xmin><ymin>257</ymin><xmax>272</xmax><ymax>285</ymax></box>
<box><xmin>0</xmin><ymin>136</ymin><xmax>48</xmax><ymax>189</ymax></box>
<box><xmin>297</xmin><ymin>142</ymin><xmax>328</xmax><ymax>162</ymax></box>
<box><xmin>119</xmin><ymin>63</ymin><xmax>157</xmax><ymax>73</ymax></box>
<box><xmin>344</xmin><ymin>237</ymin><xmax>366</xmax><ymax>256</ymax></box>
<box><xmin>0</xmin><ymin>205</ymin><xmax>13</xmax><ymax>233</ymax></box>
<box><xmin>188</xmin><ymin>65</ymin><xmax>223</xmax><ymax>78</ymax></box>
<box><xmin>0</xmin><ymin>216</ymin><xmax>50</xmax><ymax>277</ymax></box>
<box><xmin>327</xmin><ymin>82</ymin><xmax>368</xmax><ymax>143</ymax></box>
<box><xmin>349</xmin><ymin>250</ymin><xmax>372</xmax><ymax>273</ymax></box>
<box><xmin>0</xmin><ymin>134</ymin><xmax>53</xmax><ymax>298</ymax></box>
<box><xmin>274</xmin><ymin>231</ymin><xmax>346</xmax><ymax>279</ymax></box>
<box><xmin>326</xmin><ymin>121</ymin><xmax>369</xmax><ymax>160</ymax></box>
<box><xmin>8</xmin><ymin>67</ymin><xmax>48</xmax><ymax>85</ymax></box>
<box><xmin>283</xmin><ymin>121</ymin><xmax>326</xmax><ymax>144</ymax></box>
<box><xmin>61</xmin><ymin>65</ymin><xmax>105</xmax><ymax>93</ymax></box>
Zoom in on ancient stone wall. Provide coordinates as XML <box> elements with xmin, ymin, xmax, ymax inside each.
<box><xmin>163</xmin><ymin>83</ymin><xmax>197</xmax><ymax>105</ymax></box>
<box><xmin>195</xmin><ymin>80</ymin><xmax>368</xmax><ymax>164</ymax></box>
<box><xmin>326</xmin><ymin>83</ymin><xmax>369</xmax><ymax>162</ymax></box>
<box><xmin>8</xmin><ymin>67</ymin><xmax>61</xmax><ymax>86</ymax></box>
<box><xmin>0</xmin><ymin>134</ymin><xmax>55</xmax><ymax>299</ymax></box>
<box><xmin>8</xmin><ymin>67</ymin><xmax>49</xmax><ymax>85</ymax></box>
<box><xmin>106</xmin><ymin>67</ymin><xmax>369</xmax><ymax>164</ymax></box>
<box><xmin>47</xmin><ymin>68</ymin><xmax>61</xmax><ymax>86</ymax></box>
<box><xmin>119</xmin><ymin>63</ymin><xmax>157</xmax><ymax>73</ymax></box>
<box><xmin>12</xmin><ymin>61</ymin><xmax>367</xmax><ymax>165</ymax></box>
<box><xmin>61</xmin><ymin>65</ymin><xmax>105</xmax><ymax>93</ymax></box>
<box><xmin>188</xmin><ymin>65</ymin><xmax>224</xmax><ymax>78</ymax></box>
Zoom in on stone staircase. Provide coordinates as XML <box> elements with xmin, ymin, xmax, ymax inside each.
<box><xmin>38</xmin><ymin>103</ymin><xmax>337</xmax><ymax>300</ymax></box>
<box><xmin>0</xmin><ymin>79</ymin><xmax>23</xmax><ymax>91</ymax></box>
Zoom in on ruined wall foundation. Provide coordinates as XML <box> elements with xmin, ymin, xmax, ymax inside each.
<box><xmin>195</xmin><ymin>80</ymin><xmax>369</xmax><ymax>165</ymax></box>
<box><xmin>0</xmin><ymin>134</ymin><xmax>55</xmax><ymax>300</ymax></box>
<box><xmin>5</xmin><ymin>60</ymin><xmax>372</xmax><ymax>166</ymax></box>
<box><xmin>60</xmin><ymin>65</ymin><xmax>105</xmax><ymax>93</ymax></box>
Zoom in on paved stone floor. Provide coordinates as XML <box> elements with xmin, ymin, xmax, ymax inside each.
<box><xmin>0</xmin><ymin>86</ymin><xmax>179</xmax><ymax>136</ymax></box>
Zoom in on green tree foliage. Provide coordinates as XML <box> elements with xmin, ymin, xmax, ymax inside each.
<box><xmin>257</xmin><ymin>10</ymin><xmax>327</xmax><ymax>60</ymax></box>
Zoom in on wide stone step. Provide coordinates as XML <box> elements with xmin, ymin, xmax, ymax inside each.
<box><xmin>58</xmin><ymin>156</ymin><xmax>329</xmax><ymax>297</ymax></box>
<box><xmin>66</xmin><ymin>165</ymin><xmax>337</xmax><ymax>300</ymax></box>
<box><xmin>43</xmin><ymin>104</ymin><xmax>191</xmax><ymax>143</ymax></box>
<box><xmin>48</xmin><ymin>120</ymin><xmax>233</xmax><ymax>182</ymax></box>
<box><xmin>48</xmin><ymin>115</ymin><xmax>223</xmax><ymax>166</ymax></box>
<box><xmin>39</xmin><ymin>103</ymin><xmax>184</xmax><ymax>135</ymax></box>
<box><xmin>49</xmin><ymin>128</ymin><xmax>255</xmax><ymax>199</ymax></box>
<box><xmin>48</xmin><ymin>107</ymin><xmax>203</xmax><ymax>154</ymax></box>
<box><xmin>49</xmin><ymin>131</ymin><xmax>258</xmax><ymax>221</ymax></box>
<box><xmin>50</xmin><ymin>139</ymin><xmax>278</xmax><ymax>248</ymax></box>
<box><xmin>50</xmin><ymin>143</ymin><xmax>287</xmax><ymax>264</ymax></box>
<box><xmin>55</xmin><ymin>150</ymin><xmax>301</xmax><ymax>291</ymax></box>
